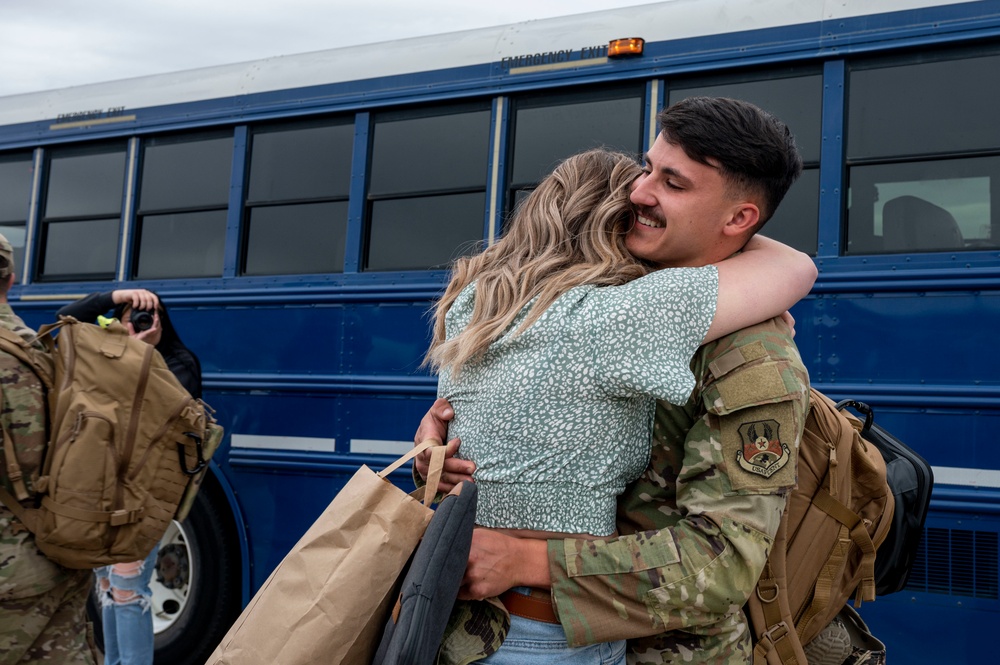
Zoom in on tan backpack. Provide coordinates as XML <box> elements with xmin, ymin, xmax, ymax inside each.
<box><xmin>747</xmin><ymin>388</ymin><xmax>894</xmax><ymax>665</ymax></box>
<box><xmin>0</xmin><ymin>316</ymin><xmax>221</xmax><ymax>569</ymax></box>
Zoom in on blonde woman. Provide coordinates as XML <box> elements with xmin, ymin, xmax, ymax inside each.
<box><xmin>425</xmin><ymin>148</ymin><xmax>815</xmax><ymax>664</ymax></box>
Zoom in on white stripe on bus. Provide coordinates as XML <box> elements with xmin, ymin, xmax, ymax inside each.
<box><xmin>229</xmin><ymin>434</ymin><xmax>412</xmax><ymax>456</ymax></box>
<box><xmin>349</xmin><ymin>439</ymin><xmax>414</xmax><ymax>456</ymax></box>
<box><xmin>230</xmin><ymin>434</ymin><xmax>336</xmax><ymax>452</ymax></box>
<box><xmin>932</xmin><ymin>466</ymin><xmax>1000</xmax><ymax>489</ymax></box>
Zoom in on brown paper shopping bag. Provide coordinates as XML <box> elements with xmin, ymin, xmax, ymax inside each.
<box><xmin>207</xmin><ymin>440</ymin><xmax>446</xmax><ymax>665</ymax></box>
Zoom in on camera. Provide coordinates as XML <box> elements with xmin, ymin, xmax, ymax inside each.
<box><xmin>131</xmin><ymin>309</ymin><xmax>155</xmax><ymax>332</ymax></box>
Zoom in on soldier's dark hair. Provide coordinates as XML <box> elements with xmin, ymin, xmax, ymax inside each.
<box><xmin>657</xmin><ymin>96</ymin><xmax>802</xmax><ymax>225</ymax></box>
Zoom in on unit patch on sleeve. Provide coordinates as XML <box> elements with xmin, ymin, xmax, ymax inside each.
<box><xmin>736</xmin><ymin>419</ymin><xmax>790</xmax><ymax>478</ymax></box>
<box><xmin>720</xmin><ymin>402</ymin><xmax>798</xmax><ymax>493</ymax></box>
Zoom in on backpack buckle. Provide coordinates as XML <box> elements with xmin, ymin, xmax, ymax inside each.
<box><xmin>109</xmin><ymin>508</ymin><xmax>143</xmax><ymax>526</ymax></box>
<box><xmin>760</xmin><ymin>620</ymin><xmax>791</xmax><ymax>648</ymax></box>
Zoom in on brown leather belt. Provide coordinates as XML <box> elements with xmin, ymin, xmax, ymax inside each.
<box><xmin>498</xmin><ymin>588</ymin><xmax>559</xmax><ymax>624</ymax></box>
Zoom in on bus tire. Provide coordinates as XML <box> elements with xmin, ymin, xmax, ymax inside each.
<box><xmin>86</xmin><ymin>480</ymin><xmax>241</xmax><ymax>665</ymax></box>
<box><xmin>153</xmin><ymin>480</ymin><xmax>241</xmax><ymax>665</ymax></box>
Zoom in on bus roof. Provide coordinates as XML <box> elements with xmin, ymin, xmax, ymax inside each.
<box><xmin>0</xmin><ymin>0</ymin><xmax>977</xmax><ymax>128</ymax></box>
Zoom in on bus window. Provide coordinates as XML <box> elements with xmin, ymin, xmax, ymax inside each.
<box><xmin>508</xmin><ymin>86</ymin><xmax>644</xmax><ymax>207</ymax></box>
<box><xmin>39</xmin><ymin>143</ymin><xmax>126</xmax><ymax>281</ymax></box>
<box><xmin>847</xmin><ymin>157</ymin><xmax>999</xmax><ymax>254</ymax></box>
<box><xmin>0</xmin><ymin>152</ymin><xmax>32</xmax><ymax>273</ymax></box>
<box><xmin>135</xmin><ymin>133</ymin><xmax>232</xmax><ymax>279</ymax></box>
<box><xmin>669</xmin><ymin>74</ymin><xmax>823</xmax><ymax>255</ymax></box>
<box><xmin>244</xmin><ymin>120</ymin><xmax>353</xmax><ymax>275</ymax></box>
<box><xmin>366</xmin><ymin>104</ymin><xmax>491</xmax><ymax>271</ymax></box>
<box><xmin>847</xmin><ymin>51</ymin><xmax>1000</xmax><ymax>254</ymax></box>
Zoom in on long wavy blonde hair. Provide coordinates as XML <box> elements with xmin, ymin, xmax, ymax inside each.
<box><xmin>426</xmin><ymin>148</ymin><xmax>652</xmax><ymax>374</ymax></box>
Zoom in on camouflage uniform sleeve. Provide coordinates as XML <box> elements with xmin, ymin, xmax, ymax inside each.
<box><xmin>548</xmin><ymin>318</ymin><xmax>810</xmax><ymax>654</ymax></box>
<box><xmin>0</xmin><ymin>353</ymin><xmax>47</xmax><ymax>497</ymax></box>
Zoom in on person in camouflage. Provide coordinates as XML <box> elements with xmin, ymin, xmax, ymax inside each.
<box><xmin>551</xmin><ymin>316</ymin><xmax>808</xmax><ymax>664</ymax></box>
<box><xmin>0</xmin><ymin>233</ymin><xmax>98</xmax><ymax>665</ymax></box>
<box><xmin>415</xmin><ymin>97</ymin><xmax>811</xmax><ymax>664</ymax></box>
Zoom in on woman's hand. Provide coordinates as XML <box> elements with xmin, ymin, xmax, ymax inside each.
<box><xmin>413</xmin><ymin>398</ymin><xmax>475</xmax><ymax>490</ymax></box>
<box><xmin>111</xmin><ymin>289</ymin><xmax>160</xmax><ymax>313</ymax></box>
<box><xmin>113</xmin><ymin>289</ymin><xmax>163</xmax><ymax>345</ymax></box>
<box><xmin>126</xmin><ymin>310</ymin><xmax>162</xmax><ymax>344</ymax></box>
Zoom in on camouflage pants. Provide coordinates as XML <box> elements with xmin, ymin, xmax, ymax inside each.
<box><xmin>626</xmin><ymin>612</ymin><xmax>753</xmax><ymax>665</ymax></box>
<box><xmin>0</xmin><ymin>517</ymin><xmax>99</xmax><ymax>665</ymax></box>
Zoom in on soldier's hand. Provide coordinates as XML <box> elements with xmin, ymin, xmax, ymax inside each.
<box><xmin>459</xmin><ymin>529</ymin><xmax>550</xmax><ymax>600</ymax></box>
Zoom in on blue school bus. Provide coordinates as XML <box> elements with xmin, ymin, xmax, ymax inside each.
<box><xmin>0</xmin><ymin>1</ymin><xmax>998</xmax><ymax>662</ymax></box>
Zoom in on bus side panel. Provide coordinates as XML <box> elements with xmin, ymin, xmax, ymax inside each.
<box><xmin>216</xmin><ymin>390</ymin><xmax>433</xmax><ymax>590</ymax></box>
<box><xmin>793</xmin><ymin>289</ymin><xmax>1000</xmax><ymax>472</ymax></box>
<box><xmin>859</xmin><ymin>511</ymin><xmax>1000</xmax><ymax>664</ymax></box>
<box><xmin>189</xmin><ymin>297</ymin><xmax>440</xmax><ymax>591</ymax></box>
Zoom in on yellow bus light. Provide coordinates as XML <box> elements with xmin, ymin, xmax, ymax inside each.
<box><xmin>608</xmin><ymin>38</ymin><xmax>645</xmax><ymax>58</ymax></box>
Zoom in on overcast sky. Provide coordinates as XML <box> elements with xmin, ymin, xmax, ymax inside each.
<box><xmin>0</xmin><ymin>0</ymin><xmax>665</xmax><ymax>96</ymax></box>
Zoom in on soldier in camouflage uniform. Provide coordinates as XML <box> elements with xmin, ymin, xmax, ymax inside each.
<box><xmin>415</xmin><ymin>97</ymin><xmax>814</xmax><ymax>664</ymax></box>
<box><xmin>549</xmin><ymin>317</ymin><xmax>808</xmax><ymax>664</ymax></box>
<box><xmin>0</xmin><ymin>234</ymin><xmax>98</xmax><ymax>665</ymax></box>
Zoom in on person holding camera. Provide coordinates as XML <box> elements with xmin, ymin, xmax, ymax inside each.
<box><xmin>56</xmin><ymin>289</ymin><xmax>202</xmax><ymax>665</ymax></box>
<box><xmin>57</xmin><ymin>289</ymin><xmax>201</xmax><ymax>398</ymax></box>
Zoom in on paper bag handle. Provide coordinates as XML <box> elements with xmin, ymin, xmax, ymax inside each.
<box><xmin>378</xmin><ymin>438</ymin><xmax>447</xmax><ymax>507</ymax></box>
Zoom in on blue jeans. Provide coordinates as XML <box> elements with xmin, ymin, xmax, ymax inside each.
<box><xmin>94</xmin><ymin>545</ymin><xmax>159</xmax><ymax>665</ymax></box>
<box><xmin>479</xmin><ymin>590</ymin><xmax>626</xmax><ymax>665</ymax></box>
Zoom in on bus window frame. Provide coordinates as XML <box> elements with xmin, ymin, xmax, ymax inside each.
<box><xmin>36</xmin><ymin>140</ymin><xmax>129</xmax><ymax>283</ymax></box>
<box><xmin>363</xmin><ymin>100</ymin><xmax>493</xmax><ymax>273</ymax></box>
<box><xmin>241</xmin><ymin>116</ymin><xmax>355</xmax><ymax>277</ymax></box>
<box><xmin>133</xmin><ymin>130</ymin><xmax>234</xmax><ymax>280</ymax></box>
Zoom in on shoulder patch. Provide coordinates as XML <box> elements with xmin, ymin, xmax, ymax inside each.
<box><xmin>721</xmin><ymin>402</ymin><xmax>798</xmax><ymax>493</ymax></box>
<box><xmin>736</xmin><ymin>419</ymin><xmax>791</xmax><ymax>478</ymax></box>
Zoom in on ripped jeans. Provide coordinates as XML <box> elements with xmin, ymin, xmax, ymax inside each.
<box><xmin>94</xmin><ymin>545</ymin><xmax>159</xmax><ymax>665</ymax></box>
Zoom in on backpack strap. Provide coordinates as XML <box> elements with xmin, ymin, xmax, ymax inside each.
<box><xmin>794</xmin><ymin>489</ymin><xmax>877</xmax><ymax>642</ymax></box>
<box><xmin>0</xmin><ymin>326</ymin><xmax>56</xmax><ymax>391</ymax></box>
<box><xmin>753</xmin><ymin>581</ymin><xmax>804</xmax><ymax>665</ymax></box>
<box><xmin>0</xmin><ymin>327</ymin><xmax>38</xmax><ymax>370</ymax></box>
<box><xmin>0</xmin><ymin>329</ymin><xmax>51</xmax><ymax>503</ymax></box>
<box><xmin>40</xmin><ymin>495</ymin><xmax>145</xmax><ymax>526</ymax></box>
<box><xmin>751</xmin><ymin>517</ymin><xmax>808</xmax><ymax>665</ymax></box>
<box><xmin>0</xmin><ymin>484</ymin><xmax>39</xmax><ymax>532</ymax></box>
<box><xmin>813</xmin><ymin>490</ymin><xmax>878</xmax><ymax>602</ymax></box>
<box><xmin>2</xmin><ymin>428</ymin><xmax>30</xmax><ymax>500</ymax></box>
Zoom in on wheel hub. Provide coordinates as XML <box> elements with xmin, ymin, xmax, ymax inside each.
<box><xmin>156</xmin><ymin>543</ymin><xmax>190</xmax><ymax>590</ymax></box>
